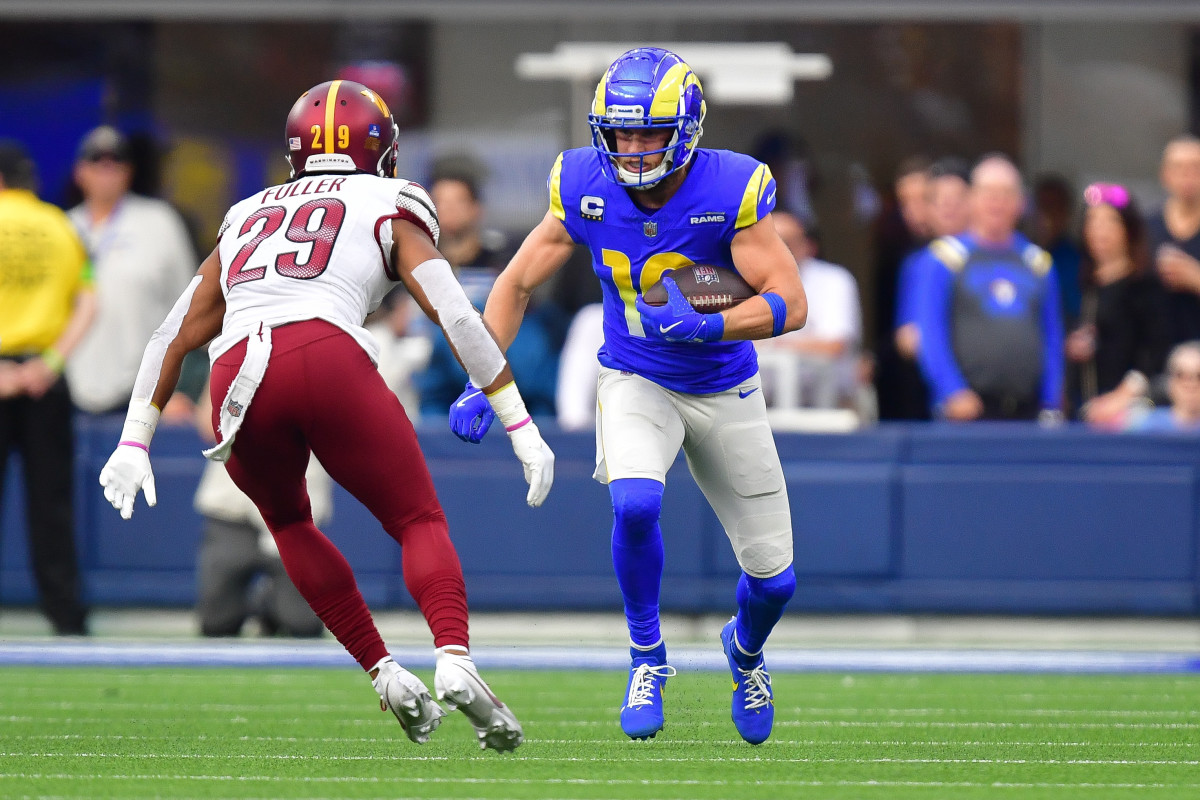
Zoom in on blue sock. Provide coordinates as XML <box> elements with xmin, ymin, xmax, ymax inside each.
<box><xmin>733</xmin><ymin>566</ymin><xmax>796</xmax><ymax>667</ymax></box>
<box><xmin>610</xmin><ymin>478</ymin><xmax>665</xmax><ymax>650</ymax></box>
<box><xmin>630</xmin><ymin>641</ymin><xmax>667</xmax><ymax>666</ymax></box>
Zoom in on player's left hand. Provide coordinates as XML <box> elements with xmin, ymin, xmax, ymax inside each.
<box><xmin>99</xmin><ymin>444</ymin><xmax>157</xmax><ymax>520</ymax></box>
<box><xmin>508</xmin><ymin>421</ymin><xmax>555</xmax><ymax>507</ymax></box>
<box><xmin>449</xmin><ymin>381</ymin><xmax>495</xmax><ymax>443</ymax></box>
<box><xmin>635</xmin><ymin>277</ymin><xmax>724</xmax><ymax>343</ymax></box>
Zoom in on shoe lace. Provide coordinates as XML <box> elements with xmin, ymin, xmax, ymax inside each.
<box><xmin>626</xmin><ymin>664</ymin><xmax>677</xmax><ymax>709</ymax></box>
<box><xmin>737</xmin><ymin>664</ymin><xmax>773</xmax><ymax>711</ymax></box>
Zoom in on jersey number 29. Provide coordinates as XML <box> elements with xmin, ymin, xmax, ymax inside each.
<box><xmin>227</xmin><ymin>198</ymin><xmax>347</xmax><ymax>289</ymax></box>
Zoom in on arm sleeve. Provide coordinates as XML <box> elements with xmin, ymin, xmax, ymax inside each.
<box><xmin>1039</xmin><ymin>267</ymin><xmax>1065</xmax><ymax>410</ymax></box>
<box><xmin>916</xmin><ymin>259</ymin><xmax>970</xmax><ymax>405</ymax></box>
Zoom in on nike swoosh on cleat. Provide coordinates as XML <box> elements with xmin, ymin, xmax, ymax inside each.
<box><xmin>659</xmin><ymin>321</ymin><xmax>684</xmax><ymax>334</ymax></box>
<box><xmin>456</xmin><ymin>391</ymin><xmax>483</xmax><ymax>408</ymax></box>
<box><xmin>738</xmin><ymin>387</ymin><xmax>759</xmax><ymax>399</ymax></box>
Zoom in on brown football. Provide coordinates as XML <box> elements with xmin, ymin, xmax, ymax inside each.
<box><xmin>642</xmin><ymin>264</ymin><xmax>756</xmax><ymax>312</ymax></box>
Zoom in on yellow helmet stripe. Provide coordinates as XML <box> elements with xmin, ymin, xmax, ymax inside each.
<box><xmin>649</xmin><ymin>62</ymin><xmax>693</xmax><ymax>118</ymax></box>
<box><xmin>592</xmin><ymin>72</ymin><xmax>608</xmax><ymax>116</ymax></box>
<box><xmin>361</xmin><ymin>88</ymin><xmax>390</xmax><ymax>118</ymax></box>
<box><xmin>324</xmin><ymin>80</ymin><xmax>342</xmax><ymax>153</ymax></box>
<box><xmin>736</xmin><ymin>164</ymin><xmax>772</xmax><ymax>229</ymax></box>
<box><xmin>548</xmin><ymin>153</ymin><xmax>566</xmax><ymax>220</ymax></box>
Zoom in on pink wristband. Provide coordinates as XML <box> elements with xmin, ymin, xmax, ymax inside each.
<box><xmin>119</xmin><ymin>440</ymin><xmax>149</xmax><ymax>452</ymax></box>
<box><xmin>504</xmin><ymin>416</ymin><xmax>532</xmax><ymax>433</ymax></box>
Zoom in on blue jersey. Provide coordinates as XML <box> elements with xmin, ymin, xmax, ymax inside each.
<box><xmin>549</xmin><ymin>147</ymin><xmax>776</xmax><ymax>394</ymax></box>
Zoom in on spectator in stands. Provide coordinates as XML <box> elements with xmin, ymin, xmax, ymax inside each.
<box><xmin>916</xmin><ymin>153</ymin><xmax>1064</xmax><ymax>421</ymax></box>
<box><xmin>426</xmin><ymin>160</ymin><xmax>511</xmax><ymax>271</ymax></box>
<box><xmin>1067</xmin><ymin>183</ymin><xmax>1169</xmax><ymax>418</ymax></box>
<box><xmin>415</xmin><ymin>161</ymin><xmax>559</xmax><ymax>418</ymax></box>
<box><xmin>1148</xmin><ymin>135</ymin><xmax>1200</xmax><ymax>349</ymax></box>
<box><xmin>874</xmin><ymin>156</ymin><xmax>932</xmax><ymax>420</ymax></box>
<box><xmin>890</xmin><ymin>157</ymin><xmax>971</xmax><ymax>419</ymax></box>
<box><xmin>193</xmin><ymin>379</ymin><xmax>325</xmax><ymax>638</ymax></box>
<box><xmin>366</xmin><ymin>290</ymin><xmax>432</xmax><ymax>416</ymax></box>
<box><xmin>555</xmin><ymin>302</ymin><xmax>605</xmax><ymax>431</ymax></box>
<box><xmin>65</xmin><ymin>126</ymin><xmax>197</xmax><ymax>420</ymax></box>
<box><xmin>0</xmin><ymin>140</ymin><xmax>97</xmax><ymax>635</ymax></box>
<box><xmin>756</xmin><ymin>211</ymin><xmax>863</xmax><ymax>410</ymax></box>
<box><xmin>1124</xmin><ymin>341</ymin><xmax>1200</xmax><ymax>432</ymax></box>
<box><xmin>1031</xmin><ymin>174</ymin><xmax>1083</xmax><ymax>323</ymax></box>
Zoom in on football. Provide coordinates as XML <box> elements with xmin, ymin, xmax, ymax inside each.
<box><xmin>641</xmin><ymin>264</ymin><xmax>756</xmax><ymax>312</ymax></box>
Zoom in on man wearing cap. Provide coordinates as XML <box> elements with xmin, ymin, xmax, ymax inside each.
<box><xmin>66</xmin><ymin>126</ymin><xmax>196</xmax><ymax>417</ymax></box>
<box><xmin>0</xmin><ymin>140</ymin><xmax>97</xmax><ymax>635</ymax></box>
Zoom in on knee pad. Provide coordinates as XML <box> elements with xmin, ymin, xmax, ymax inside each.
<box><xmin>610</xmin><ymin>478</ymin><xmax>664</xmax><ymax>537</ymax></box>
<box><xmin>747</xmin><ymin>565</ymin><xmax>796</xmax><ymax>607</ymax></box>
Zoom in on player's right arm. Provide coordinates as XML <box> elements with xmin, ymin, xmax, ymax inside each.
<box><xmin>100</xmin><ymin>248</ymin><xmax>227</xmax><ymax>519</ymax></box>
<box><xmin>483</xmin><ymin>209</ymin><xmax>576</xmax><ymax>350</ymax></box>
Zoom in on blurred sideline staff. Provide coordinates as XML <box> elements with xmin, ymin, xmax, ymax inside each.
<box><xmin>0</xmin><ymin>140</ymin><xmax>97</xmax><ymax>635</ymax></box>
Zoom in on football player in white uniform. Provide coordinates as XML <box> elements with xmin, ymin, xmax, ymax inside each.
<box><xmin>98</xmin><ymin>79</ymin><xmax>554</xmax><ymax>752</ymax></box>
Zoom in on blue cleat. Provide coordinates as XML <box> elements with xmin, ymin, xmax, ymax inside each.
<box><xmin>619</xmin><ymin>656</ymin><xmax>677</xmax><ymax>740</ymax></box>
<box><xmin>720</xmin><ymin>617</ymin><xmax>774</xmax><ymax>744</ymax></box>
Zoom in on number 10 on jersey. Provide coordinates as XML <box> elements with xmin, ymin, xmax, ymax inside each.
<box><xmin>603</xmin><ymin>248</ymin><xmax>694</xmax><ymax>336</ymax></box>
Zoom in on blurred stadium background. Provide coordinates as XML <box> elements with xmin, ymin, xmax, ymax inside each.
<box><xmin>2</xmin><ymin>1</ymin><xmax>1200</xmax><ymax>643</ymax></box>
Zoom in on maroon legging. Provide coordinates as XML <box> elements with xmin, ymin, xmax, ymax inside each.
<box><xmin>210</xmin><ymin>319</ymin><xmax>469</xmax><ymax>670</ymax></box>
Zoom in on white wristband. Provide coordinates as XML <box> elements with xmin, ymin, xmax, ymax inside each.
<box><xmin>119</xmin><ymin>400</ymin><xmax>161</xmax><ymax>450</ymax></box>
<box><xmin>486</xmin><ymin>381</ymin><xmax>532</xmax><ymax>433</ymax></box>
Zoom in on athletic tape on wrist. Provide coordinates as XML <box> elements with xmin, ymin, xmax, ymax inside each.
<box><xmin>762</xmin><ymin>292</ymin><xmax>788</xmax><ymax>338</ymax></box>
<box><xmin>119</xmin><ymin>400</ymin><xmax>161</xmax><ymax>449</ymax></box>
<box><xmin>486</xmin><ymin>381</ymin><xmax>532</xmax><ymax>432</ymax></box>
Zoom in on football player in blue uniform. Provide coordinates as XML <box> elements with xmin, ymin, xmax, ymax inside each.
<box><xmin>450</xmin><ymin>47</ymin><xmax>807</xmax><ymax>744</ymax></box>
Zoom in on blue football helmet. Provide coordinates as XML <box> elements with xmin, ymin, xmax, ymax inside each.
<box><xmin>588</xmin><ymin>47</ymin><xmax>706</xmax><ymax>190</ymax></box>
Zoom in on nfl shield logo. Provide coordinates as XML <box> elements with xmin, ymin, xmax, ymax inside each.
<box><xmin>226</xmin><ymin>399</ymin><xmax>244</xmax><ymax>418</ymax></box>
<box><xmin>643</xmin><ymin>220</ymin><xmax>658</xmax><ymax>238</ymax></box>
<box><xmin>695</xmin><ymin>265</ymin><xmax>718</xmax><ymax>285</ymax></box>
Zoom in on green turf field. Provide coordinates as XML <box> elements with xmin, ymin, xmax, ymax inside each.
<box><xmin>2</xmin><ymin>666</ymin><xmax>1197</xmax><ymax>799</ymax></box>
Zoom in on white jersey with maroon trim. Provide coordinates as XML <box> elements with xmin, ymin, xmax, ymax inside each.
<box><xmin>209</xmin><ymin>172</ymin><xmax>437</xmax><ymax>364</ymax></box>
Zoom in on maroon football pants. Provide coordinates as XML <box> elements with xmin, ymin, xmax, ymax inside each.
<box><xmin>210</xmin><ymin>319</ymin><xmax>469</xmax><ymax>670</ymax></box>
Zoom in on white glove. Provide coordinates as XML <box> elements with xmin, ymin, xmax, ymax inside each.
<box><xmin>99</xmin><ymin>444</ymin><xmax>157</xmax><ymax>520</ymax></box>
<box><xmin>508</xmin><ymin>422</ymin><xmax>555</xmax><ymax>507</ymax></box>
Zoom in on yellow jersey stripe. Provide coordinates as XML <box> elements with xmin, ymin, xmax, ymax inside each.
<box><xmin>548</xmin><ymin>153</ymin><xmax>566</xmax><ymax>220</ymax></box>
<box><xmin>736</xmin><ymin>163</ymin><xmax>769</xmax><ymax>229</ymax></box>
<box><xmin>324</xmin><ymin>80</ymin><xmax>342</xmax><ymax>154</ymax></box>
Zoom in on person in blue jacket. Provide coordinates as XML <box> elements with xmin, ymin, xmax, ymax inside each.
<box><xmin>916</xmin><ymin>154</ymin><xmax>1064</xmax><ymax>421</ymax></box>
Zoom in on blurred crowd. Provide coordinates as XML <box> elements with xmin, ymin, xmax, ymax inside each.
<box><xmin>871</xmin><ymin>135</ymin><xmax>1200</xmax><ymax>432</ymax></box>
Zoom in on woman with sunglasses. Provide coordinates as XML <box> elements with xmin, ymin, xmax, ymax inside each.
<box><xmin>1069</xmin><ymin>183</ymin><xmax>1170</xmax><ymax>422</ymax></box>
